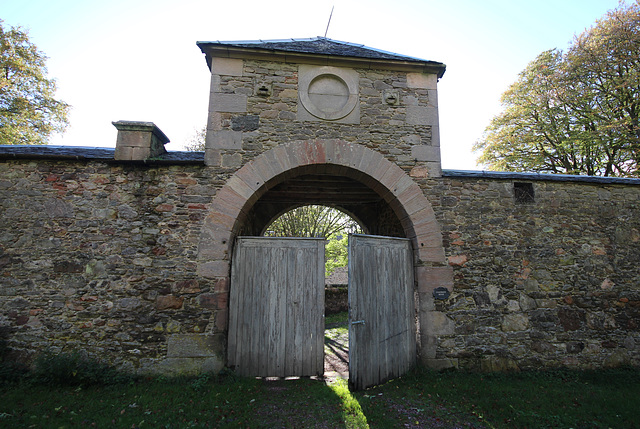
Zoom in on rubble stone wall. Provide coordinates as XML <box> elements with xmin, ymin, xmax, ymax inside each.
<box><xmin>205</xmin><ymin>58</ymin><xmax>442</xmax><ymax>178</ymax></box>
<box><xmin>1</xmin><ymin>50</ymin><xmax>639</xmax><ymax>374</ymax></box>
<box><xmin>424</xmin><ymin>175</ymin><xmax>640</xmax><ymax>370</ymax></box>
<box><xmin>1</xmin><ymin>157</ymin><xmax>638</xmax><ymax>373</ymax></box>
<box><xmin>0</xmin><ymin>160</ymin><xmax>228</xmax><ymax>374</ymax></box>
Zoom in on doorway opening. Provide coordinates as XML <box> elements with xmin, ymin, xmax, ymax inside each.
<box><xmin>226</xmin><ymin>166</ymin><xmax>419</xmax><ymax>388</ymax></box>
<box><xmin>202</xmin><ymin>140</ymin><xmax>448</xmax><ymax>388</ymax></box>
<box><xmin>262</xmin><ymin>204</ymin><xmax>363</xmax><ymax>379</ymax></box>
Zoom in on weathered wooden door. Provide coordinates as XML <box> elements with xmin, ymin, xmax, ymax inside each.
<box><xmin>348</xmin><ymin>234</ymin><xmax>416</xmax><ymax>390</ymax></box>
<box><xmin>228</xmin><ymin>237</ymin><xmax>325</xmax><ymax>377</ymax></box>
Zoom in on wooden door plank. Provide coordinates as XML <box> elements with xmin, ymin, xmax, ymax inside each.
<box><xmin>228</xmin><ymin>237</ymin><xmax>325</xmax><ymax>378</ymax></box>
<box><xmin>275</xmin><ymin>247</ymin><xmax>288</xmax><ymax>378</ymax></box>
<box><xmin>315</xmin><ymin>240</ymin><xmax>325</xmax><ymax>375</ymax></box>
<box><xmin>245</xmin><ymin>245</ymin><xmax>257</xmax><ymax>375</ymax></box>
<box><xmin>349</xmin><ymin>234</ymin><xmax>415</xmax><ymax>390</ymax></box>
<box><xmin>284</xmin><ymin>248</ymin><xmax>297</xmax><ymax>375</ymax></box>
<box><xmin>265</xmin><ymin>247</ymin><xmax>278</xmax><ymax>377</ymax></box>
<box><xmin>228</xmin><ymin>243</ymin><xmax>241</xmax><ymax>367</ymax></box>
<box><xmin>292</xmin><ymin>247</ymin><xmax>304</xmax><ymax>376</ymax></box>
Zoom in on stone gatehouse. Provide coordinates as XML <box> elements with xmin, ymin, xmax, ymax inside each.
<box><xmin>1</xmin><ymin>38</ymin><xmax>639</xmax><ymax>376</ymax></box>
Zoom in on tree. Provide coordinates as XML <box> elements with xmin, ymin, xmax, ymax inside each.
<box><xmin>474</xmin><ymin>2</ymin><xmax>640</xmax><ymax>177</ymax></box>
<box><xmin>184</xmin><ymin>126</ymin><xmax>205</xmax><ymax>151</ymax></box>
<box><xmin>0</xmin><ymin>20</ymin><xmax>69</xmax><ymax>145</ymax></box>
<box><xmin>264</xmin><ymin>205</ymin><xmax>361</xmax><ymax>238</ymax></box>
<box><xmin>325</xmin><ymin>232</ymin><xmax>350</xmax><ymax>276</ymax></box>
<box><xmin>264</xmin><ymin>205</ymin><xmax>362</xmax><ymax>275</ymax></box>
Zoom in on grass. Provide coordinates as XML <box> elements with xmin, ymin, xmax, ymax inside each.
<box><xmin>0</xmin><ymin>374</ymin><xmax>358</xmax><ymax>428</ymax></box>
<box><xmin>325</xmin><ymin>311</ymin><xmax>348</xmax><ymax>343</ymax></box>
<box><xmin>357</xmin><ymin>367</ymin><xmax>640</xmax><ymax>428</ymax></box>
<box><xmin>325</xmin><ymin>310</ymin><xmax>349</xmax><ymax>326</ymax></box>
<box><xmin>2</xmin><ymin>365</ymin><xmax>639</xmax><ymax>428</ymax></box>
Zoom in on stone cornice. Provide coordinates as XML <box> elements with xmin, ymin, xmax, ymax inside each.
<box><xmin>197</xmin><ymin>43</ymin><xmax>446</xmax><ymax>77</ymax></box>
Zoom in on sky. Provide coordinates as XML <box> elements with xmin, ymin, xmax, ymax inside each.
<box><xmin>2</xmin><ymin>0</ymin><xmax>624</xmax><ymax>170</ymax></box>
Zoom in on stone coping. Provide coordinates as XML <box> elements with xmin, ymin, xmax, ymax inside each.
<box><xmin>112</xmin><ymin>120</ymin><xmax>170</xmax><ymax>145</ymax></box>
<box><xmin>2</xmin><ymin>145</ymin><xmax>639</xmax><ymax>185</ymax></box>
<box><xmin>443</xmin><ymin>169</ymin><xmax>640</xmax><ymax>186</ymax></box>
<box><xmin>0</xmin><ymin>145</ymin><xmax>204</xmax><ymax>164</ymax></box>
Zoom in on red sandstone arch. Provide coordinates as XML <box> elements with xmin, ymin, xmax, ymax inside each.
<box><xmin>196</xmin><ymin>139</ymin><xmax>450</xmax><ymax>305</ymax></box>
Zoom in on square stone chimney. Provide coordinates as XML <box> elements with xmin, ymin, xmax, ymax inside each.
<box><xmin>113</xmin><ymin>121</ymin><xmax>169</xmax><ymax>161</ymax></box>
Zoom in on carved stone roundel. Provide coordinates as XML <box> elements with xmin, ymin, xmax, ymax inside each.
<box><xmin>299</xmin><ymin>66</ymin><xmax>358</xmax><ymax>121</ymax></box>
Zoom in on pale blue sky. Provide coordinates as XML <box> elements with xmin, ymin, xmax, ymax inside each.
<box><xmin>2</xmin><ymin>0</ymin><xmax>623</xmax><ymax>169</ymax></box>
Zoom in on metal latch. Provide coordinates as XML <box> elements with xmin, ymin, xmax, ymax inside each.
<box><xmin>351</xmin><ymin>320</ymin><xmax>366</xmax><ymax>325</ymax></box>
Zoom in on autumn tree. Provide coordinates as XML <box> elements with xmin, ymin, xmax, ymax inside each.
<box><xmin>0</xmin><ymin>20</ymin><xmax>69</xmax><ymax>145</ymax></box>
<box><xmin>474</xmin><ymin>2</ymin><xmax>640</xmax><ymax>177</ymax></box>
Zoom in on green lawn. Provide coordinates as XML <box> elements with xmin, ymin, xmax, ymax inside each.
<box><xmin>1</xmin><ymin>365</ymin><xmax>639</xmax><ymax>428</ymax></box>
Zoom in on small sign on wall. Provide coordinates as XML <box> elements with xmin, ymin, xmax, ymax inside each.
<box><xmin>433</xmin><ymin>287</ymin><xmax>451</xmax><ymax>300</ymax></box>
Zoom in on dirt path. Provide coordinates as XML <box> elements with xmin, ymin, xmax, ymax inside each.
<box><xmin>324</xmin><ymin>321</ymin><xmax>349</xmax><ymax>379</ymax></box>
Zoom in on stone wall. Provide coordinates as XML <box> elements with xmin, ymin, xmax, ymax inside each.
<box><xmin>205</xmin><ymin>58</ymin><xmax>441</xmax><ymax>178</ymax></box>
<box><xmin>423</xmin><ymin>174</ymin><xmax>640</xmax><ymax>370</ymax></box>
<box><xmin>1</xmin><ymin>156</ymin><xmax>638</xmax><ymax>373</ymax></box>
<box><xmin>325</xmin><ymin>287</ymin><xmax>348</xmax><ymax>315</ymax></box>
<box><xmin>0</xmin><ymin>159</ymin><xmax>228</xmax><ymax>374</ymax></box>
<box><xmin>1</xmin><ymin>43</ymin><xmax>639</xmax><ymax>376</ymax></box>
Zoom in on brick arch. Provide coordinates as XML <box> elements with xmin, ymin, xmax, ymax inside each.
<box><xmin>196</xmin><ymin>139</ymin><xmax>449</xmax><ymax>299</ymax></box>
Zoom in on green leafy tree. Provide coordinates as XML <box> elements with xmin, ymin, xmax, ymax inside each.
<box><xmin>325</xmin><ymin>232</ymin><xmax>349</xmax><ymax>276</ymax></box>
<box><xmin>0</xmin><ymin>20</ymin><xmax>69</xmax><ymax>145</ymax></box>
<box><xmin>474</xmin><ymin>2</ymin><xmax>640</xmax><ymax>177</ymax></box>
<box><xmin>264</xmin><ymin>205</ymin><xmax>362</xmax><ymax>275</ymax></box>
<box><xmin>264</xmin><ymin>205</ymin><xmax>360</xmax><ymax>238</ymax></box>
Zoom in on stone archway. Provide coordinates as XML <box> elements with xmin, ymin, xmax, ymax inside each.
<box><xmin>197</xmin><ymin>139</ymin><xmax>452</xmax><ymax>364</ymax></box>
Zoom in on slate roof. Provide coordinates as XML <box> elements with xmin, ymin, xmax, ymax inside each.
<box><xmin>0</xmin><ymin>145</ymin><xmax>204</xmax><ymax>164</ymax></box>
<box><xmin>197</xmin><ymin>37</ymin><xmax>446</xmax><ymax>77</ymax></box>
<box><xmin>443</xmin><ymin>170</ymin><xmax>640</xmax><ymax>186</ymax></box>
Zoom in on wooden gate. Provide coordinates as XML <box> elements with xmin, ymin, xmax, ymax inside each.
<box><xmin>228</xmin><ymin>237</ymin><xmax>325</xmax><ymax>377</ymax></box>
<box><xmin>348</xmin><ymin>234</ymin><xmax>416</xmax><ymax>390</ymax></box>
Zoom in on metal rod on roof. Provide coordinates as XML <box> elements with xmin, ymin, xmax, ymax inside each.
<box><xmin>324</xmin><ymin>6</ymin><xmax>334</xmax><ymax>38</ymax></box>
